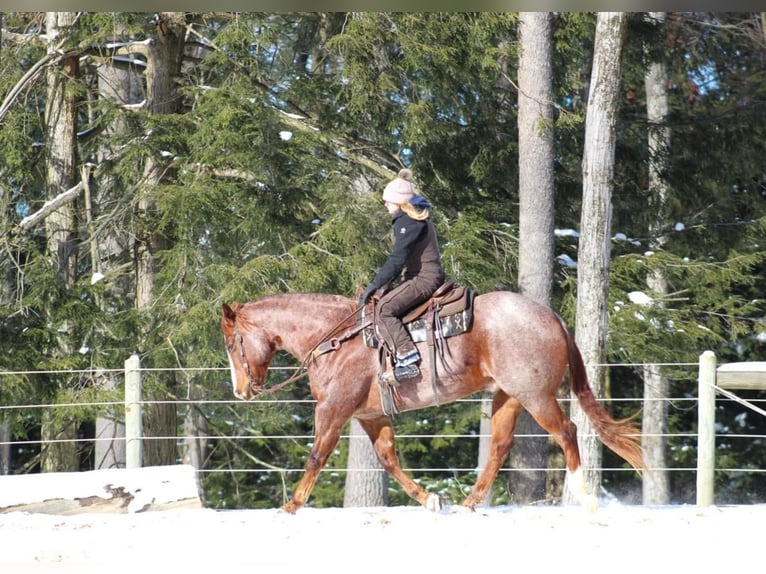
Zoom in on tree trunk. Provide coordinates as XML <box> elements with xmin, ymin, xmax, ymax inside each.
<box><xmin>343</xmin><ymin>418</ymin><xmax>388</xmax><ymax>507</ymax></box>
<box><xmin>41</xmin><ymin>11</ymin><xmax>80</xmax><ymax>473</ymax></box>
<box><xmin>0</xmin><ymin>420</ymin><xmax>11</xmax><ymax>475</ymax></box>
<box><xmin>136</xmin><ymin>13</ymin><xmax>186</xmax><ymax>467</ymax></box>
<box><xmin>642</xmin><ymin>11</ymin><xmax>671</xmax><ymax>505</ymax></box>
<box><xmin>0</xmin><ymin>10</ymin><xmax>10</xmax><ymax>473</ymax></box>
<box><xmin>91</xmin><ymin>27</ymin><xmax>143</xmax><ymax>471</ymax></box>
<box><xmin>343</xmin><ymin>174</ymin><xmax>388</xmax><ymax>507</ymax></box>
<box><xmin>182</xmin><ymin>378</ymin><xmax>208</xmax><ymax>500</ymax></box>
<box><xmin>41</xmin><ymin>412</ymin><xmax>79</xmax><ymax>473</ymax></box>
<box><xmin>477</xmin><ymin>394</ymin><xmax>495</xmax><ymax>504</ymax></box>
<box><xmin>566</xmin><ymin>12</ymin><xmax>627</xmax><ymax>504</ymax></box>
<box><xmin>94</xmin><ymin>367</ymin><xmax>125</xmax><ymax>470</ymax></box>
<box><xmin>511</xmin><ymin>11</ymin><xmax>555</xmax><ymax>505</ymax></box>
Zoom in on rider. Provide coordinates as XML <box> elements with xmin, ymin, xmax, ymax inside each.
<box><xmin>361</xmin><ymin>168</ymin><xmax>444</xmax><ymax>381</ymax></box>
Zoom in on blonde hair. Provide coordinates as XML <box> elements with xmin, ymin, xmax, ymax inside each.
<box><xmin>401</xmin><ymin>201</ymin><xmax>429</xmax><ymax>221</ymax></box>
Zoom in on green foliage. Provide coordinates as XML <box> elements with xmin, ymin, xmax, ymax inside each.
<box><xmin>1</xmin><ymin>11</ymin><xmax>765</xmax><ymax>505</ymax></box>
<box><xmin>607</xmin><ymin>249</ymin><xmax>766</xmax><ymax>364</ymax></box>
<box><xmin>438</xmin><ymin>211</ymin><xmax>518</xmax><ymax>291</ymax></box>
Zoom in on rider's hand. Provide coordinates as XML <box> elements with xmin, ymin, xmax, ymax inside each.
<box><xmin>361</xmin><ymin>285</ymin><xmax>376</xmax><ymax>304</ymax></box>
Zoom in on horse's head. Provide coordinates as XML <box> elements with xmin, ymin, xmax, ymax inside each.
<box><xmin>221</xmin><ymin>302</ymin><xmax>276</xmax><ymax>400</ymax></box>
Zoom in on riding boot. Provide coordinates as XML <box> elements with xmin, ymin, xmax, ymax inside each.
<box><xmin>393</xmin><ymin>343</ymin><xmax>420</xmax><ymax>381</ymax></box>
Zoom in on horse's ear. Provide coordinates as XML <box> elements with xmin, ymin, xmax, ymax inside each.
<box><xmin>222</xmin><ymin>302</ymin><xmax>237</xmax><ymax>325</ymax></box>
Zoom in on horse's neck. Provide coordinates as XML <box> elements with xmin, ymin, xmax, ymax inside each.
<box><xmin>255</xmin><ymin>295</ymin><xmax>350</xmax><ymax>359</ymax></box>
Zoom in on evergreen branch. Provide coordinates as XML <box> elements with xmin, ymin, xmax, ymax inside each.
<box><xmin>501</xmin><ymin>69</ymin><xmax>573</xmax><ymax>117</ymax></box>
<box><xmin>300</xmin><ymin>241</ymin><xmax>344</xmax><ymax>263</ymax></box>
<box><xmin>0</xmin><ymin>13</ymin><xmax>85</xmax><ymax>125</ymax></box>
<box><xmin>0</xmin><ymin>28</ymin><xmax>40</xmax><ymax>46</ymax></box>
<box><xmin>278</xmin><ymin>111</ymin><xmax>401</xmax><ymax>181</ymax></box>
<box><xmin>0</xmin><ymin>51</ymin><xmax>62</xmax><ymax>125</ymax></box>
<box><xmin>180</xmin><ymin>111</ymin><xmax>401</xmax><ymax>187</ymax></box>
<box><xmin>185</xmin><ymin>23</ymin><xmax>403</xmax><ymax>181</ymax></box>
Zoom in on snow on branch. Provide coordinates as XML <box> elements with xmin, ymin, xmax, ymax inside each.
<box><xmin>18</xmin><ymin>182</ymin><xmax>84</xmax><ymax>231</ymax></box>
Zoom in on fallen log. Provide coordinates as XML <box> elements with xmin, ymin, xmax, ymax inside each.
<box><xmin>0</xmin><ymin>464</ymin><xmax>202</xmax><ymax>515</ymax></box>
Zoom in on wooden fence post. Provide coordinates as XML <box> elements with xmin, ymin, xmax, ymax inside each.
<box><xmin>696</xmin><ymin>350</ymin><xmax>716</xmax><ymax>506</ymax></box>
<box><xmin>124</xmin><ymin>354</ymin><xmax>142</xmax><ymax>469</ymax></box>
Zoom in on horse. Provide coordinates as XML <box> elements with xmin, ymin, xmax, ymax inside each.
<box><xmin>221</xmin><ymin>291</ymin><xmax>645</xmax><ymax>513</ymax></box>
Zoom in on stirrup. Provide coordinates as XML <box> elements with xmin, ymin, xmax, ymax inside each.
<box><xmin>393</xmin><ymin>364</ymin><xmax>420</xmax><ymax>381</ymax></box>
<box><xmin>396</xmin><ymin>350</ymin><xmax>420</xmax><ymax>366</ymax></box>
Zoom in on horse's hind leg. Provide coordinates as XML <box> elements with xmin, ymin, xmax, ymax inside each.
<box><xmin>523</xmin><ymin>394</ymin><xmax>597</xmax><ymax>510</ymax></box>
<box><xmin>461</xmin><ymin>392</ymin><xmax>523</xmax><ymax>509</ymax></box>
<box><xmin>357</xmin><ymin>416</ymin><xmax>441</xmax><ymax>511</ymax></box>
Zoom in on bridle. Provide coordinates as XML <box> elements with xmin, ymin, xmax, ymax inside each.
<box><xmin>230</xmin><ymin>304</ymin><xmax>370</xmax><ymax>397</ymax></box>
<box><xmin>233</xmin><ymin>329</ymin><xmax>263</xmax><ymax>396</ymax></box>
<box><xmin>231</xmin><ymin>324</ymin><xmax>313</xmax><ymax>397</ymax></box>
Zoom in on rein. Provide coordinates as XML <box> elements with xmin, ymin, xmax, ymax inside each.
<box><xmin>237</xmin><ymin>304</ymin><xmax>369</xmax><ymax>397</ymax></box>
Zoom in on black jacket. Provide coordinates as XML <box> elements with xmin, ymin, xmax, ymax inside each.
<box><xmin>368</xmin><ymin>210</ymin><xmax>443</xmax><ymax>291</ymax></box>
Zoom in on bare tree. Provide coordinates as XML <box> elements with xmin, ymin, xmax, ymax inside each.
<box><xmin>92</xmin><ymin>38</ymin><xmax>143</xmax><ymax>470</ymax></box>
<box><xmin>511</xmin><ymin>11</ymin><xmax>555</xmax><ymax>505</ymax></box>
<box><xmin>642</xmin><ymin>11</ymin><xmax>671</xmax><ymax>505</ymax></box>
<box><xmin>41</xmin><ymin>11</ymin><xmax>81</xmax><ymax>473</ymax></box>
<box><xmin>343</xmin><ymin>174</ymin><xmax>388</xmax><ymax>507</ymax></box>
<box><xmin>132</xmin><ymin>13</ymin><xmax>187</xmax><ymax>466</ymax></box>
<box><xmin>343</xmin><ymin>418</ymin><xmax>388</xmax><ymax>507</ymax></box>
<box><xmin>566</xmin><ymin>12</ymin><xmax>627</xmax><ymax>504</ymax></box>
<box><xmin>0</xmin><ymin>10</ymin><xmax>10</xmax><ymax>475</ymax></box>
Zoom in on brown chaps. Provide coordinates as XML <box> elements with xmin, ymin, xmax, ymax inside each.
<box><xmin>375</xmin><ymin>274</ymin><xmax>443</xmax><ymax>358</ymax></box>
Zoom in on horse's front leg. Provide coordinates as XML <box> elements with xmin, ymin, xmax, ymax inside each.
<box><xmin>357</xmin><ymin>416</ymin><xmax>440</xmax><ymax>511</ymax></box>
<box><xmin>281</xmin><ymin>404</ymin><xmax>346</xmax><ymax>514</ymax></box>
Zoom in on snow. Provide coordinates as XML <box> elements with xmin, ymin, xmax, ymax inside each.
<box><xmin>0</xmin><ymin>495</ymin><xmax>763</xmax><ymax>571</ymax></box>
<box><xmin>628</xmin><ymin>290</ymin><xmax>654</xmax><ymax>306</ymax></box>
<box><xmin>557</xmin><ymin>253</ymin><xmax>577</xmax><ymax>267</ymax></box>
<box><xmin>0</xmin><ymin>465</ymin><xmax>200</xmax><ymax>512</ymax></box>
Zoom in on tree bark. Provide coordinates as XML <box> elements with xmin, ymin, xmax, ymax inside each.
<box><xmin>642</xmin><ymin>11</ymin><xmax>671</xmax><ymax>505</ymax></box>
<box><xmin>511</xmin><ymin>11</ymin><xmax>555</xmax><ymax>505</ymax></box>
<box><xmin>566</xmin><ymin>12</ymin><xmax>627</xmax><ymax>504</ymax></box>
<box><xmin>135</xmin><ymin>13</ymin><xmax>186</xmax><ymax>467</ymax></box>
<box><xmin>343</xmin><ymin>172</ymin><xmax>388</xmax><ymax>507</ymax></box>
<box><xmin>477</xmin><ymin>394</ymin><xmax>495</xmax><ymax>504</ymax></box>
<box><xmin>41</xmin><ymin>11</ymin><xmax>80</xmax><ymax>474</ymax></box>
<box><xmin>0</xmin><ymin>420</ymin><xmax>11</xmax><ymax>475</ymax></box>
<box><xmin>91</xmin><ymin>25</ymin><xmax>143</xmax><ymax>471</ymax></box>
<box><xmin>343</xmin><ymin>418</ymin><xmax>388</xmax><ymax>507</ymax></box>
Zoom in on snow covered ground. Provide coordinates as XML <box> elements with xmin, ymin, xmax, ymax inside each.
<box><xmin>1</xmin><ymin>502</ymin><xmax>763</xmax><ymax>573</ymax></box>
<box><xmin>0</xmin><ymin>466</ymin><xmax>761</xmax><ymax>572</ymax></box>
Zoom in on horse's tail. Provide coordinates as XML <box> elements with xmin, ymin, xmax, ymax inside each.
<box><xmin>555</xmin><ymin>314</ymin><xmax>646</xmax><ymax>473</ymax></box>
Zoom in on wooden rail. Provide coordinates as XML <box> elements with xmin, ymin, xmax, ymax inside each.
<box><xmin>697</xmin><ymin>351</ymin><xmax>766</xmax><ymax>505</ymax></box>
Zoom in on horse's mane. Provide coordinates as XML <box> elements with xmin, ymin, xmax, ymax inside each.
<box><xmin>239</xmin><ymin>292</ymin><xmax>356</xmax><ymax>327</ymax></box>
<box><xmin>249</xmin><ymin>292</ymin><xmax>354</xmax><ymax>308</ymax></box>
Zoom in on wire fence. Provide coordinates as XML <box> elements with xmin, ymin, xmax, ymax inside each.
<box><xmin>1</xmin><ymin>358</ymin><xmax>764</xmax><ymax>485</ymax></box>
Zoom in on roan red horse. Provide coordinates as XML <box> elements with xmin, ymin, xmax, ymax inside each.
<box><xmin>221</xmin><ymin>291</ymin><xmax>645</xmax><ymax>513</ymax></box>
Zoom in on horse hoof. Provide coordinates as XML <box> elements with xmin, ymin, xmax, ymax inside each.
<box><xmin>580</xmin><ymin>493</ymin><xmax>599</xmax><ymax>512</ymax></box>
<box><xmin>424</xmin><ymin>493</ymin><xmax>442</xmax><ymax>512</ymax></box>
<box><xmin>279</xmin><ymin>501</ymin><xmax>300</xmax><ymax>514</ymax></box>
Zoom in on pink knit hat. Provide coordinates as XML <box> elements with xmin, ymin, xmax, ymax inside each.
<box><xmin>382</xmin><ymin>169</ymin><xmax>415</xmax><ymax>204</ymax></box>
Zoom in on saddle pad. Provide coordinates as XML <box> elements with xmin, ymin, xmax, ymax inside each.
<box><xmin>362</xmin><ymin>288</ymin><xmax>475</xmax><ymax>348</ymax></box>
